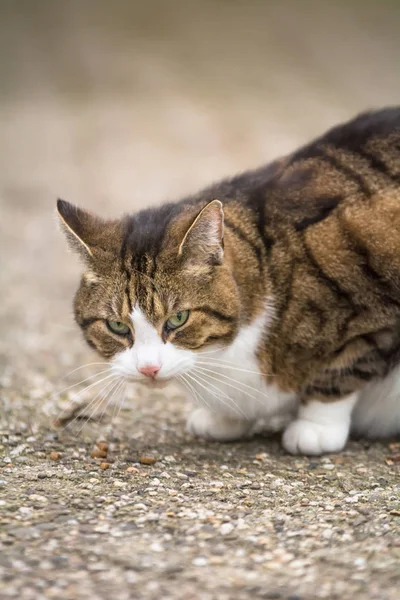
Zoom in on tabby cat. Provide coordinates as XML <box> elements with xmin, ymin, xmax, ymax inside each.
<box><xmin>58</xmin><ymin>107</ymin><xmax>400</xmax><ymax>455</ymax></box>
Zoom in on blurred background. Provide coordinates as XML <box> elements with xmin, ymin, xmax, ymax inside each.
<box><xmin>1</xmin><ymin>0</ymin><xmax>399</xmax><ymax>405</ymax></box>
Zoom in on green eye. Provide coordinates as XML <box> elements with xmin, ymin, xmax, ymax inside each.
<box><xmin>106</xmin><ymin>320</ymin><xmax>130</xmax><ymax>335</ymax></box>
<box><xmin>166</xmin><ymin>310</ymin><xmax>190</xmax><ymax>330</ymax></box>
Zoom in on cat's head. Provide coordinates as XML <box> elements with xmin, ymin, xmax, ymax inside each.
<box><xmin>57</xmin><ymin>199</ymin><xmax>240</xmax><ymax>386</ymax></box>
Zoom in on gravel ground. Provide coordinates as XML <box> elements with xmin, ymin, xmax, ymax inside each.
<box><xmin>1</xmin><ymin>2</ymin><xmax>400</xmax><ymax>599</ymax></box>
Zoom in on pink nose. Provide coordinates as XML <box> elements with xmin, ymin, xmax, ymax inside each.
<box><xmin>138</xmin><ymin>365</ymin><xmax>160</xmax><ymax>378</ymax></box>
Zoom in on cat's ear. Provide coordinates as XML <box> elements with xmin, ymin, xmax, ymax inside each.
<box><xmin>178</xmin><ymin>199</ymin><xmax>224</xmax><ymax>267</ymax></box>
<box><xmin>57</xmin><ymin>199</ymin><xmax>103</xmax><ymax>261</ymax></box>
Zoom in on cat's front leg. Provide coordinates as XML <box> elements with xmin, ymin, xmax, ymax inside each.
<box><xmin>187</xmin><ymin>407</ymin><xmax>253</xmax><ymax>442</ymax></box>
<box><xmin>282</xmin><ymin>393</ymin><xmax>359</xmax><ymax>455</ymax></box>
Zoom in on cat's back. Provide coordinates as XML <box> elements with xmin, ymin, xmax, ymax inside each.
<box><xmin>248</xmin><ymin>107</ymin><xmax>400</xmax><ymax>230</ymax></box>
<box><xmin>296</xmin><ymin>106</ymin><xmax>400</xmax><ymax>158</ymax></box>
<box><xmin>295</xmin><ymin>106</ymin><xmax>399</xmax><ymax>185</ymax></box>
<box><xmin>294</xmin><ymin>106</ymin><xmax>400</xmax><ymax>192</ymax></box>
<box><xmin>203</xmin><ymin>107</ymin><xmax>400</xmax><ymax>208</ymax></box>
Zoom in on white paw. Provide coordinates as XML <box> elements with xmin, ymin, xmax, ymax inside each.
<box><xmin>187</xmin><ymin>408</ymin><xmax>251</xmax><ymax>442</ymax></box>
<box><xmin>282</xmin><ymin>419</ymin><xmax>349</xmax><ymax>455</ymax></box>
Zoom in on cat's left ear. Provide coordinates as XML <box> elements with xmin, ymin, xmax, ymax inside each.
<box><xmin>57</xmin><ymin>199</ymin><xmax>106</xmax><ymax>262</ymax></box>
<box><xmin>178</xmin><ymin>199</ymin><xmax>224</xmax><ymax>266</ymax></box>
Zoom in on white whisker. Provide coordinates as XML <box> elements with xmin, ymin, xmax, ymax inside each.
<box><xmin>185</xmin><ymin>372</ymin><xmax>246</xmax><ymax>419</ymax></box>
<box><xmin>179</xmin><ymin>374</ymin><xmax>202</xmax><ymax>408</ymax></box>
<box><xmin>69</xmin><ymin>372</ymin><xmax>117</xmax><ymax>402</ymax></box>
<box><xmin>56</xmin><ymin>375</ymin><xmax>119</xmax><ymax>431</ymax></box>
<box><xmin>106</xmin><ymin>379</ymin><xmax>126</xmax><ymax>428</ymax></box>
<box><xmin>62</xmin><ymin>362</ymin><xmax>110</xmax><ymax>379</ymax></box>
<box><xmin>195</xmin><ymin>366</ymin><xmax>269</xmax><ymax>406</ymax></box>
<box><xmin>54</xmin><ymin>368</ymin><xmax>112</xmax><ymax>398</ymax></box>
<box><xmin>196</xmin><ymin>359</ymin><xmax>272</xmax><ymax>378</ymax></box>
<box><xmin>75</xmin><ymin>377</ymin><xmax>121</xmax><ymax>436</ymax></box>
<box><xmin>162</xmin><ymin>356</ymin><xmax>192</xmax><ymax>378</ymax></box>
<box><xmin>196</xmin><ymin>347</ymin><xmax>225</xmax><ymax>355</ymax></box>
<box><xmin>76</xmin><ymin>377</ymin><xmax>119</xmax><ymax>423</ymax></box>
<box><xmin>193</xmin><ymin>369</ymin><xmax>268</xmax><ymax>407</ymax></box>
<box><xmin>54</xmin><ymin>373</ymin><xmax>117</xmax><ymax>424</ymax></box>
<box><xmin>180</xmin><ymin>374</ymin><xmax>215</xmax><ymax>415</ymax></box>
<box><xmin>112</xmin><ymin>382</ymin><xmax>128</xmax><ymax>425</ymax></box>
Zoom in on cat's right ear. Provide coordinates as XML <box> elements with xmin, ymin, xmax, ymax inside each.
<box><xmin>57</xmin><ymin>199</ymin><xmax>100</xmax><ymax>262</ymax></box>
<box><xmin>178</xmin><ymin>199</ymin><xmax>224</xmax><ymax>268</ymax></box>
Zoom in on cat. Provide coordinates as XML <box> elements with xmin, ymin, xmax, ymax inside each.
<box><xmin>57</xmin><ymin>107</ymin><xmax>400</xmax><ymax>455</ymax></box>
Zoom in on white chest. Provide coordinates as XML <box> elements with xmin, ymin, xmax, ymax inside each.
<box><xmin>187</xmin><ymin>309</ymin><xmax>297</xmax><ymax>426</ymax></box>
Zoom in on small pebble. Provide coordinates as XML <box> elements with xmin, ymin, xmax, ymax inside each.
<box><xmin>49</xmin><ymin>451</ymin><xmax>62</xmax><ymax>461</ymax></box>
<box><xmin>91</xmin><ymin>449</ymin><xmax>107</xmax><ymax>459</ymax></box>
<box><xmin>100</xmin><ymin>462</ymin><xmax>110</xmax><ymax>470</ymax></box>
<box><xmin>354</xmin><ymin>557</ymin><xmax>366</xmax><ymax>568</ymax></box>
<box><xmin>30</xmin><ymin>494</ymin><xmax>48</xmax><ymax>505</ymax></box>
<box><xmin>322</xmin><ymin>529</ymin><xmax>333</xmax><ymax>539</ymax></box>
<box><xmin>113</xmin><ymin>480</ymin><xmax>127</xmax><ymax>488</ymax></box>
<box><xmin>220</xmin><ymin>523</ymin><xmax>235</xmax><ymax>535</ymax></box>
<box><xmin>126</xmin><ymin>466</ymin><xmax>140</xmax><ymax>474</ymax></box>
<box><xmin>19</xmin><ymin>506</ymin><xmax>32</xmax><ymax>515</ymax></box>
<box><xmin>96</xmin><ymin>441</ymin><xmax>109</xmax><ymax>452</ymax></box>
<box><xmin>255</xmin><ymin>453</ymin><xmax>267</xmax><ymax>460</ymax></box>
<box><xmin>140</xmin><ymin>455</ymin><xmax>157</xmax><ymax>465</ymax></box>
<box><xmin>389</xmin><ymin>442</ymin><xmax>400</xmax><ymax>452</ymax></box>
<box><xmin>192</xmin><ymin>556</ymin><xmax>208</xmax><ymax>567</ymax></box>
